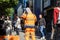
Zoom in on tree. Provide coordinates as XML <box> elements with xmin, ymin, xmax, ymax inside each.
<box><xmin>0</xmin><ymin>0</ymin><xmax>19</xmax><ymax>16</ymax></box>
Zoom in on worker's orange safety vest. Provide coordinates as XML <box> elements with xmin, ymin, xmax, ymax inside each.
<box><xmin>21</xmin><ymin>12</ymin><xmax>37</xmax><ymax>26</ymax></box>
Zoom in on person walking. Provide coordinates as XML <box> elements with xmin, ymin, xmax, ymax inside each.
<box><xmin>3</xmin><ymin>16</ymin><xmax>12</xmax><ymax>35</ymax></box>
<box><xmin>38</xmin><ymin>14</ymin><xmax>46</xmax><ymax>40</ymax></box>
<box><xmin>53</xmin><ymin>2</ymin><xmax>60</xmax><ymax>40</ymax></box>
<box><xmin>13</xmin><ymin>14</ymin><xmax>21</xmax><ymax>35</ymax></box>
<box><xmin>21</xmin><ymin>7</ymin><xmax>37</xmax><ymax>40</ymax></box>
<box><xmin>50</xmin><ymin>20</ymin><xmax>55</xmax><ymax>40</ymax></box>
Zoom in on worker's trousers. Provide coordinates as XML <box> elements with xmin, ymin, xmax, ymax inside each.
<box><xmin>25</xmin><ymin>28</ymin><xmax>36</xmax><ymax>40</ymax></box>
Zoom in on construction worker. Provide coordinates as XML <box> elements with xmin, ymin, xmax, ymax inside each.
<box><xmin>21</xmin><ymin>7</ymin><xmax>37</xmax><ymax>40</ymax></box>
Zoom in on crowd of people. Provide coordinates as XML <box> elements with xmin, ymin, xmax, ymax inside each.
<box><xmin>0</xmin><ymin>15</ymin><xmax>21</xmax><ymax>35</ymax></box>
<box><xmin>0</xmin><ymin>6</ymin><xmax>60</xmax><ymax>40</ymax></box>
<box><xmin>0</xmin><ymin>7</ymin><xmax>47</xmax><ymax>40</ymax></box>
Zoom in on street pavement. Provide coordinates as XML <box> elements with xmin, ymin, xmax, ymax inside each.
<box><xmin>12</xmin><ymin>31</ymin><xmax>40</xmax><ymax>40</ymax></box>
<box><xmin>12</xmin><ymin>31</ymin><xmax>50</xmax><ymax>40</ymax></box>
<box><xmin>12</xmin><ymin>30</ymin><xmax>60</xmax><ymax>40</ymax></box>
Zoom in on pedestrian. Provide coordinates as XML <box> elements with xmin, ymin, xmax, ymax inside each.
<box><xmin>53</xmin><ymin>2</ymin><xmax>60</xmax><ymax>40</ymax></box>
<box><xmin>21</xmin><ymin>7</ymin><xmax>37</xmax><ymax>40</ymax></box>
<box><xmin>13</xmin><ymin>14</ymin><xmax>21</xmax><ymax>35</ymax></box>
<box><xmin>3</xmin><ymin>16</ymin><xmax>12</xmax><ymax>36</ymax></box>
<box><xmin>0</xmin><ymin>16</ymin><xmax>5</xmax><ymax>35</ymax></box>
<box><xmin>50</xmin><ymin>20</ymin><xmax>55</xmax><ymax>40</ymax></box>
<box><xmin>38</xmin><ymin>14</ymin><xmax>46</xmax><ymax>40</ymax></box>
